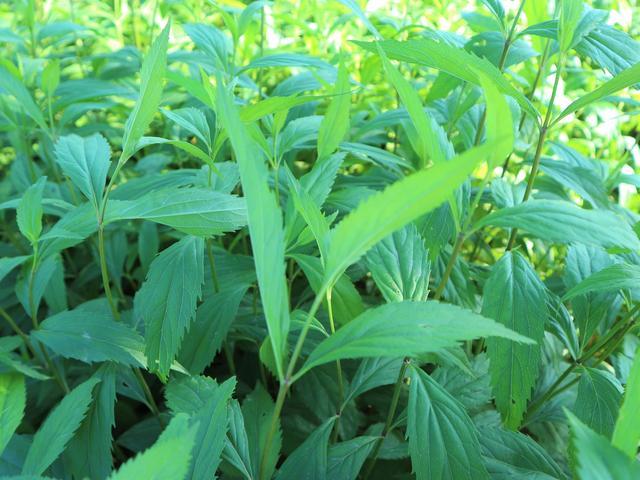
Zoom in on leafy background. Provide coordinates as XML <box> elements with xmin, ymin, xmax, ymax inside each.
<box><xmin>1</xmin><ymin>0</ymin><xmax>640</xmax><ymax>479</ymax></box>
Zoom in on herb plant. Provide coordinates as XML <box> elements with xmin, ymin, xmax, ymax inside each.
<box><xmin>1</xmin><ymin>0</ymin><xmax>640</xmax><ymax>479</ymax></box>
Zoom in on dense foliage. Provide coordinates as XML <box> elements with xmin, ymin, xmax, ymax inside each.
<box><xmin>1</xmin><ymin>0</ymin><xmax>640</xmax><ymax>478</ymax></box>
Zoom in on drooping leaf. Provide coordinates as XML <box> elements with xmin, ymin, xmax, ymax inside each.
<box><xmin>366</xmin><ymin>224</ymin><xmax>431</xmax><ymax>303</ymax></box>
<box><xmin>120</xmin><ymin>23</ymin><xmax>170</xmax><ymax>163</ymax></box>
<box><xmin>482</xmin><ymin>252</ymin><xmax>547</xmax><ymax>429</ymax></box>
<box><xmin>0</xmin><ymin>65</ymin><xmax>48</xmax><ymax>130</ymax></box>
<box><xmin>0</xmin><ymin>256</ymin><xmax>29</xmax><ymax>284</ymax></box>
<box><xmin>32</xmin><ymin>305</ymin><xmax>146</xmax><ymax>367</ymax></box>
<box><xmin>108</xmin><ymin>413</ymin><xmax>197</xmax><ymax>480</ymax></box>
<box><xmin>135</xmin><ymin>235</ymin><xmax>204</xmax><ymax>379</ymax></box>
<box><xmin>343</xmin><ymin>357</ymin><xmax>403</xmax><ymax>406</ymax></box>
<box><xmin>297</xmin><ymin>301</ymin><xmax>532</xmax><ymax>379</ymax></box>
<box><xmin>216</xmin><ymin>82</ymin><xmax>290</xmax><ymax>380</ymax></box>
<box><xmin>106</xmin><ymin>188</ymin><xmax>247</xmax><ymax>237</ymax></box>
<box><xmin>162</xmin><ymin>107</ymin><xmax>211</xmax><ymax>149</ymax></box>
<box><xmin>275</xmin><ymin>417</ymin><xmax>336</xmax><ymax>479</ymax></box>
<box><xmin>567</xmin><ymin>411</ymin><xmax>640</xmax><ymax>480</ymax></box>
<box><xmin>574</xmin><ymin>367</ymin><xmax>623</xmax><ymax>438</ymax></box>
<box><xmin>407</xmin><ymin>366</ymin><xmax>489</xmax><ymax>480</ymax></box>
<box><xmin>327</xmin><ymin>436</ymin><xmax>378</xmax><ymax>480</ymax></box>
<box><xmin>474</xmin><ymin>200</ymin><xmax>640</xmax><ymax>251</ymax></box>
<box><xmin>612</xmin><ymin>345</ymin><xmax>640</xmax><ymax>457</ymax></box>
<box><xmin>67</xmin><ymin>365</ymin><xmax>117</xmax><ymax>480</ymax></box>
<box><xmin>563</xmin><ymin>263</ymin><xmax>640</xmax><ymax>300</ymax></box>
<box><xmin>54</xmin><ymin>134</ymin><xmax>112</xmax><ymax>210</ymax></box>
<box><xmin>0</xmin><ymin>373</ymin><xmax>25</xmax><ymax>457</ymax></box>
<box><xmin>22</xmin><ymin>378</ymin><xmax>100</xmax><ymax>476</ymax></box>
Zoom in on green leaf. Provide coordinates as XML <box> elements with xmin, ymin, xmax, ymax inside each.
<box><xmin>567</xmin><ymin>411</ymin><xmax>640</xmax><ymax>480</ymax></box>
<box><xmin>134</xmin><ymin>136</ymin><xmax>216</xmax><ymax>170</ymax></box>
<box><xmin>612</xmin><ymin>345</ymin><xmax>640</xmax><ymax>457</ymax></box>
<box><xmin>554</xmin><ymin>61</ymin><xmax>640</xmax><ymax>123</ymax></box>
<box><xmin>559</xmin><ymin>0</ymin><xmax>583</xmax><ymax>51</ymax></box>
<box><xmin>178</xmin><ymin>286</ymin><xmax>247</xmax><ymax>375</ymax></box>
<box><xmin>54</xmin><ymin>134</ymin><xmax>111</xmax><ymax>211</ymax></box>
<box><xmin>574</xmin><ymin>367</ymin><xmax>623</xmax><ymax>438</ymax></box>
<box><xmin>106</xmin><ymin>188</ymin><xmax>246</xmax><ymax>237</ymax></box>
<box><xmin>41</xmin><ymin>60</ymin><xmax>60</xmax><ymax>97</ymax></box>
<box><xmin>22</xmin><ymin>377</ymin><xmax>100</xmax><ymax>476</ymax></box>
<box><xmin>327</xmin><ymin>436</ymin><xmax>378</xmax><ymax>480</ymax></box>
<box><xmin>275</xmin><ymin>417</ymin><xmax>336</xmax><ymax>479</ymax></box>
<box><xmin>0</xmin><ymin>373</ymin><xmax>25</xmax><ymax>457</ymax></box>
<box><xmin>378</xmin><ymin>46</ymin><xmax>444</xmax><ymax>166</ymax></box>
<box><xmin>0</xmin><ymin>256</ymin><xmax>29</xmax><ymax>284</ymax></box>
<box><xmin>407</xmin><ymin>366</ymin><xmax>489</xmax><ymax>480</ymax></box>
<box><xmin>480</xmin><ymin>0</ymin><xmax>505</xmax><ymax>26</ymax></box>
<box><xmin>167</xmin><ymin>376</ymin><xmax>236</xmax><ymax>480</ymax></box>
<box><xmin>67</xmin><ymin>365</ymin><xmax>117</xmax><ymax>480</ymax></box>
<box><xmin>476</xmin><ymin>70</ymin><xmax>515</xmax><ymax>162</ymax></box>
<box><xmin>162</xmin><ymin>107</ymin><xmax>211</xmax><ymax>149</ymax></box>
<box><xmin>479</xmin><ymin>427</ymin><xmax>567</xmax><ymax>480</ymax></box>
<box><xmin>482</xmin><ymin>252</ymin><xmax>547</xmax><ymax>429</ymax></box>
<box><xmin>135</xmin><ymin>236</ymin><xmax>204</xmax><ymax>379</ymax></box>
<box><xmin>356</xmin><ymin>39</ymin><xmax>538</xmax><ymax>119</ymax></box>
<box><xmin>563</xmin><ymin>263</ymin><xmax>640</xmax><ymax>300</ymax></box>
<box><xmin>323</xmin><ymin>140</ymin><xmax>498</xmax><ymax>289</ymax></box>
<box><xmin>474</xmin><ymin>200</ymin><xmax>640</xmax><ymax>251</ymax></box>
<box><xmin>223</xmin><ymin>400</ymin><xmax>254</xmax><ymax>480</ymax></box>
<box><xmin>109</xmin><ymin>413</ymin><xmax>197</xmax><ymax>480</ymax></box>
<box><xmin>120</xmin><ymin>22</ymin><xmax>170</xmax><ymax>163</ymax></box>
<box><xmin>216</xmin><ymin>82</ymin><xmax>290</xmax><ymax>380</ymax></box>
<box><xmin>32</xmin><ymin>304</ymin><xmax>145</xmax><ymax>367</ymax></box>
<box><xmin>293</xmin><ymin>254</ymin><xmax>364</xmax><ymax>327</ymax></box>
<box><xmin>317</xmin><ymin>60</ymin><xmax>351</xmax><ymax>161</ymax></box>
<box><xmin>366</xmin><ymin>224</ymin><xmax>431</xmax><ymax>303</ymax></box>
<box><xmin>0</xmin><ymin>65</ymin><xmax>48</xmax><ymax>130</ymax></box>
<box><xmin>343</xmin><ymin>357</ymin><xmax>403</xmax><ymax>406</ymax></box>
<box><xmin>297</xmin><ymin>301</ymin><xmax>532</xmax><ymax>379</ymax></box>
<box><xmin>17</xmin><ymin>178</ymin><xmax>46</xmax><ymax>245</ymax></box>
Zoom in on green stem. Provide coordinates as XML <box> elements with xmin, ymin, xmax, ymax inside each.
<box><xmin>259</xmin><ymin>291</ymin><xmax>326</xmax><ymax>480</ymax></box>
<box><xmin>98</xmin><ymin>226</ymin><xmax>120</xmax><ymax>321</ymax></box>
<box><xmin>506</xmin><ymin>56</ymin><xmax>563</xmax><ymax>251</ymax></box>
<box><xmin>362</xmin><ymin>358</ymin><xmax>411</xmax><ymax>479</ymax></box>
<box><xmin>206</xmin><ymin>238</ymin><xmax>221</xmax><ymax>293</ymax></box>
<box><xmin>327</xmin><ymin>288</ymin><xmax>345</xmax><ymax>443</ymax></box>
<box><xmin>133</xmin><ymin>367</ymin><xmax>164</xmax><ymax>426</ymax></box>
<box><xmin>0</xmin><ymin>307</ymin><xmax>39</xmax><ymax>359</ymax></box>
<box><xmin>433</xmin><ymin>232</ymin><xmax>465</xmax><ymax>301</ymax></box>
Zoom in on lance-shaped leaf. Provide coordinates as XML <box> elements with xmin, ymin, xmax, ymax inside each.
<box><xmin>327</xmin><ymin>436</ymin><xmax>378</xmax><ymax>480</ymax></box>
<box><xmin>216</xmin><ymin>82</ymin><xmax>290</xmax><ymax>380</ymax></box>
<box><xmin>482</xmin><ymin>252</ymin><xmax>547</xmax><ymax>429</ymax></box>
<box><xmin>563</xmin><ymin>263</ymin><xmax>640</xmax><ymax>300</ymax></box>
<box><xmin>0</xmin><ymin>65</ymin><xmax>48</xmax><ymax>130</ymax></box>
<box><xmin>567</xmin><ymin>411</ymin><xmax>640</xmax><ymax>479</ymax></box>
<box><xmin>106</xmin><ymin>188</ymin><xmax>246</xmax><ymax>237</ymax></box>
<box><xmin>559</xmin><ymin>0</ymin><xmax>583</xmax><ymax>52</ymax></box>
<box><xmin>355</xmin><ymin>39</ymin><xmax>538</xmax><ymax>119</ymax></box>
<box><xmin>322</xmin><ymin>140</ymin><xmax>498</xmax><ymax>289</ymax></box>
<box><xmin>296</xmin><ymin>301</ymin><xmax>532</xmax><ymax>379</ymax></box>
<box><xmin>135</xmin><ymin>236</ymin><xmax>204</xmax><ymax>379</ymax></box>
<box><xmin>407</xmin><ymin>366</ymin><xmax>489</xmax><ymax>480</ymax></box>
<box><xmin>366</xmin><ymin>224</ymin><xmax>431</xmax><ymax>303</ymax></box>
<box><xmin>317</xmin><ymin>60</ymin><xmax>351</xmax><ymax>161</ymax></box>
<box><xmin>574</xmin><ymin>367</ymin><xmax>623</xmax><ymax>438</ymax></box>
<box><xmin>22</xmin><ymin>377</ymin><xmax>100</xmax><ymax>475</ymax></box>
<box><xmin>473</xmin><ymin>200</ymin><xmax>640</xmax><ymax>251</ymax></box>
<box><xmin>555</xmin><ymin>61</ymin><xmax>640</xmax><ymax>123</ymax></box>
<box><xmin>54</xmin><ymin>134</ymin><xmax>112</xmax><ymax>210</ymax></box>
<box><xmin>121</xmin><ymin>22</ymin><xmax>170</xmax><ymax>163</ymax></box>
<box><xmin>0</xmin><ymin>373</ymin><xmax>25</xmax><ymax>457</ymax></box>
<box><xmin>162</xmin><ymin>107</ymin><xmax>211</xmax><ymax>149</ymax></box>
<box><xmin>67</xmin><ymin>365</ymin><xmax>117</xmax><ymax>479</ymax></box>
<box><xmin>17</xmin><ymin>177</ymin><xmax>46</xmax><ymax>245</ymax></box>
<box><xmin>109</xmin><ymin>413</ymin><xmax>197</xmax><ymax>480</ymax></box>
<box><xmin>275</xmin><ymin>417</ymin><xmax>336</xmax><ymax>479</ymax></box>
<box><xmin>612</xmin><ymin>345</ymin><xmax>640</xmax><ymax>457</ymax></box>
<box><xmin>32</xmin><ymin>306</ymin><xmax>146</xmax><ymax>367</ymax></box>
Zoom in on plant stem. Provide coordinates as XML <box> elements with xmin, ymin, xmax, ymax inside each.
<box><xmin>206</xmin><ymin>238</ymin><xmax>221</xmax><ymax>293</ymax></box>
<box><xmin>327</xmin><ymin>288</ymin><xmax>345</xmax><ymax>443</ymax></box>
<box><xmin>362</xmin><ymin>357</ymin><xmax>411</xmax><ymax>479</ymax></box>
<box><xmin>0</xmin><ymin>307</ymin><xmax>39</xmax><ymax>359</ymax></box>
<box><xmin>506</xmin><ymin>56</ymin><xmax>563</xmax><ymax>251</ymax></box>
<box><xmin>98</xmin><ymin>226</ymin><xmax>120</xmax><ymax>320</ymax></box>
<box><xmin>259</xmin><ymin>291</ymin><xmax>326</xmax><ymax>480</ymax></box>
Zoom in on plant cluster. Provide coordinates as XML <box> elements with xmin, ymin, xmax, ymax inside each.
<box><xmin>1</xmin><ymin>0</ymin><xmax>640</xmax><ymax>479</ymax></box>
